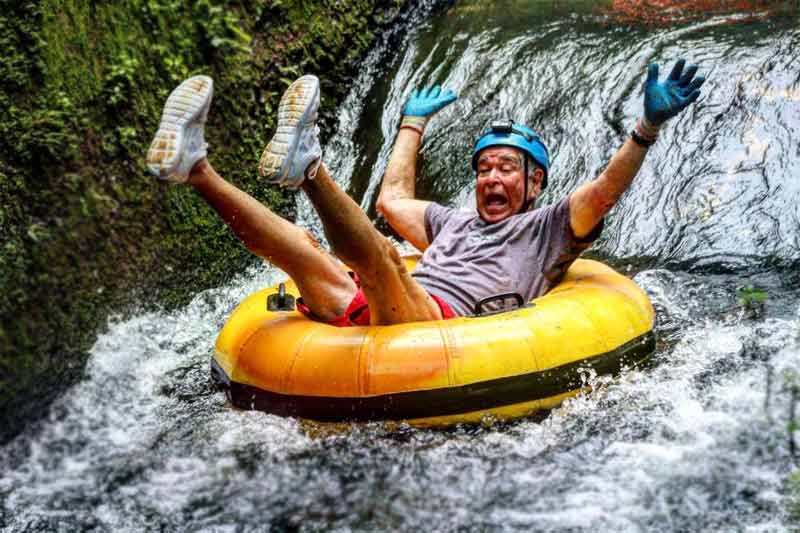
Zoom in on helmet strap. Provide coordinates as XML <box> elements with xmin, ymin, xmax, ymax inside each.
<box><xmin>518</xmin><ymin>155</ymin><xmax>530</xmax><ymax>215</ymax></box>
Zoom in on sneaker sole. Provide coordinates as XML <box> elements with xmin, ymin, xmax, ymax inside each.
<box><xmin>258</xmin><ymin>75</ymin><xmax>319</xmax><ymax>184</ymax></box>
<box><xmin>146</xmin><ymin>75</ymin><xmax>213</xmax><ymax>181</ymax></box>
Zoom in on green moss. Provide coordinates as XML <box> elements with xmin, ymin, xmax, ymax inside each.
<box><xmin>0</xmin><ymin>0</ymin><xmax>406</xmax><ymax>441</ymax></box>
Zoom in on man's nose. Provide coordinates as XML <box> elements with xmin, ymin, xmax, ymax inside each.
<box><xmin>485</xmin><ymin>168</ymin><xmax>502</xmax><ymax>183</ymax></box>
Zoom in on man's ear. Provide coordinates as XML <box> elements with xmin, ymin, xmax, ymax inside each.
<box><xmin>528</xmin><ymin>167</ymin><xmax>545</xmax><ymax>199</ymax></box>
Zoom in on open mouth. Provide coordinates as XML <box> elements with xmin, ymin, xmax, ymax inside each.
<box><xmin>486</xmin><ymin>193</ymin><xmax>508</xmax><ymax>208</ymax></box>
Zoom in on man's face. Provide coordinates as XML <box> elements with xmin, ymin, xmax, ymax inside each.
<box><xmin>475</xmin><ymin>146</ymin><xmax>542</xmax><ymax>223</ymax></box>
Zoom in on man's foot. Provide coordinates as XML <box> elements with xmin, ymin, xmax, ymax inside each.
<box><xmin>146</xmin><ymin>75</ymin><xmax>214</xmax><ymax>183</ymax></box>
<box><xmin>258</xmin><ymin>74</ymin><xmax>321</xmax><ymax>188</ymax></box>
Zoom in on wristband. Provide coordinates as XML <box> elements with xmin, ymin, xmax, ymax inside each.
<box><xmin>631</xmin><ymin>117</ymin><xmax>660</xmax><ymax>147</ymax></box>
<box><xmin>637</xmin><ymin>117</ymin><xmax>661</xmax><ymax>139</ymax></box>
<box><xmin>399</xmin><ymin>124</ymin><xmax>424</xmax><ymax>135</ymax></box>
<box><xmin>400</xmin><ymin>115</ymin><xmax>428</xmax><ymax>133</ymax></box>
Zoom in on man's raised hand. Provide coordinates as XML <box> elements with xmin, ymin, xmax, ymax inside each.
<box><xmin>403</xmin><ymin>86</ymin><xmax>458</xmax><ymax>117</ymax></box>
<box><xmin>644</xmin><ymin>59</ymin><xmax>705</xmax><ymax>126</ymax></box>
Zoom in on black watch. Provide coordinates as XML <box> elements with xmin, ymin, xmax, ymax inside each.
<box><xmin>630</xmin><ymin>129</ymin><xmax>656</xmax><ymax>147</ymax></box>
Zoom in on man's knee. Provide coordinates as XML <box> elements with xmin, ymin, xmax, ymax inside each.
<box><xmin>380</xmin><ymin>237</ymin><xmax>406</xmax><ymax>272</ymax></box>
<box><xmin>362</xmin><ymin>234</ymin><xmax>406</xmax><ymax>273</ymax></box>
<box><xmin>355</xmin><ymin>236</ymin><xmax>408</xmax><ymax>287</ymax></box>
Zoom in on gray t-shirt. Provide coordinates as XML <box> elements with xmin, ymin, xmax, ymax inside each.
<box><xmin>411</xmin><ymin>196</ymin><xmax>602</xmax><ymax>317</ymax></box>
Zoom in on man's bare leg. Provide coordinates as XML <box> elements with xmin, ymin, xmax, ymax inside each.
<box><xmin>188</xmin><ymin>159</ymin><xmax>356</xmax><ymax>320</ymax></box>
<box><xmin>146</xmin><ymin>75</ymin><xmax>355</xmax><ymax>320</ymax></box>
<box><xmin>254</xmin><ymin>73</ymin><xmax>439</xmax><ymax>324</ymax></box>
<box><xmin>301</xmin><ymin>165</ymin><xmax>442</xmax><ymax>325</ymax></box>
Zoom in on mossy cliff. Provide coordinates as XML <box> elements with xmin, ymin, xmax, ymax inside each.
<box><xmin>0</xmin><ymin>0</ymin><xmax>406</xmax><ymax>441</ymax></box>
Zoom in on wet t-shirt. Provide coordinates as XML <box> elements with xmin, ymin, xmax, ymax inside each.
<box><xmin>411</xmin><ymin>196</ymin><xmax>603</xmax><ymax>317</ymax></box>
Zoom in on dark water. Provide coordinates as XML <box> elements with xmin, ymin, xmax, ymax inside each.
<box><xmin>3</xmin><ymin>1</ymin><xmax>800</xmax><ymax>531</ymax></box>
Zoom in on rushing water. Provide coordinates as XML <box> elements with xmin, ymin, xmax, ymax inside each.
<box><xmin>3</xmin><ymin>1</ymin><xmax>800</xmax><ymax>531</ymax></box>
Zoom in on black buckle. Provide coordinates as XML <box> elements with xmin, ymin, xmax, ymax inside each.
<box><xmin>267</xmin><ymin>283</ymin><xmax>295</xmax><ymax>311</ymax></box>
<box><xmin>473</xmin><ymin>292</ymin><xmax>531</xmax><ymax>317</ymax></box>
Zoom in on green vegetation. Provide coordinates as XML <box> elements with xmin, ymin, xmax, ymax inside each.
<box><xmin>738</xmin><ymin>285</ymin><xmax>766</xmax><ymax>319</ymax></box>
<box><xmin>738</xmin><ymin>286</ymin><xmax>766</xmax><ymax>308</ymax></box>
<box><xmin>0</xmin><ymin>0</ymin><xmax>404</xmax><ymax>440</ymax></box>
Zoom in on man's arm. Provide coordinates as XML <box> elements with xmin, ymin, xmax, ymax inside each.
<box><xmin>569</xmin><ymin>59</ymin><xmax>705</xmax><ymax>238</ymax></box>
<box><xmin>376</xmin><ymin>128</ymin><xmax>432</xmax><ymax>251</ymax></box>
<box><xmin>376</xmin><ymin>86</ymin><xmax>457</xmax><ymax>251</ymax></box>
<box><xmin>569</xmin><ymin>138</ymin><xmax>647</xmax><ymax>238</ymax></box>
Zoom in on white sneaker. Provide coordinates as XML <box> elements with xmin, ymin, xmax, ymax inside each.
<box><xmin>258</xmin><ymin>74</ymin><xmax>321</xmax><ymax>188</ymax></box>
<box><xmin>146</xmin><ymin>75</ymin><xmax>213</xmax><ymax>183</ymax></box>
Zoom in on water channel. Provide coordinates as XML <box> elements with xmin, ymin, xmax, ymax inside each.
<box><xmin>2</xmin><ymin>1</ymin><xmax>799</xmax><ymax>530</ymax></box>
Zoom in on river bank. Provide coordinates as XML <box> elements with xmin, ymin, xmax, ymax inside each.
<box><xmin>0</xmin><ymin>0</ymin><xmax>416</xmax><ymax>441</ymax></box>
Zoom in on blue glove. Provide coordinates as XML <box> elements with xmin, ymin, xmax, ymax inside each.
<box><xmin>402</xmin><ymin>85</ymin><xmax>457</xmax><ymax>117</ymax></box>
<box><xmin>644</xmin><ymin>59</ymin><xmax>705</xmax><ymax>126</ymax></box>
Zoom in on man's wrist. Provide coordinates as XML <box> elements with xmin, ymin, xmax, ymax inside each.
<box><xmin>400</xmin><ymin>115</ymin><xmax>428</xmax><ymax>136</ymax></box>
<box><xmin>630</xmin><ymin>117</ymin><xmax>661</xmax><ymax>147</ymax></box>
<box><xmin>639</xmin><ymin>117</ymin><xmax>661</xmax><ymax>136</ymax></box>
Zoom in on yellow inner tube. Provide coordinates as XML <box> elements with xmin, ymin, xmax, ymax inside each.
<box><xmin>212</xmin><ymin>257</ymin><xmax>655</xmax><ymax>426</ymax></box>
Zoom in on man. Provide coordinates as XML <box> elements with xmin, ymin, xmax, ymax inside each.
<box><xmin>146</xmin><ymin>60</ymin><xmax>703</xmax><ymax>325</ymax></box>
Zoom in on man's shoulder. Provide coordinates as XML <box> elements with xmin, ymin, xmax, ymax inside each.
<box><xmin>520</xmin><ymin>196</ymin><xmax>571</xmax><ymax>223</ymax></box>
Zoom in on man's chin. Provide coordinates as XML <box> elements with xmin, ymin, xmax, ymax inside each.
<box><xmin>478</xmin><ymin>204</ymin><xmax>512</xmax><ymax>223</ymax></box>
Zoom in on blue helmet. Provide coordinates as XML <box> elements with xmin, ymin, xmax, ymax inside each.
<box><xmin>471</xmin><ymin>120</ymin><xmax>550</xmax><ymax>190</ymax></box>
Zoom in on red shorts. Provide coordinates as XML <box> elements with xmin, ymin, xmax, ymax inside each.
<box><xmin>296</xmin><ymin>272</ymin><xmax>457</xmax><ymax>327</ymax></box>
